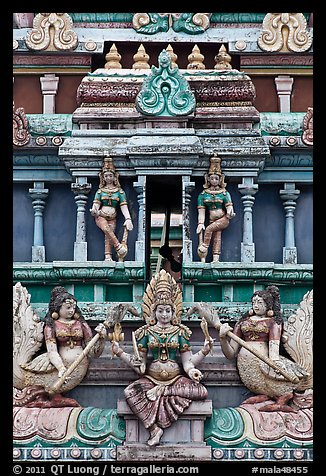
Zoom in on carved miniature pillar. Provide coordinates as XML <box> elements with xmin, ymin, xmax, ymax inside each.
<box><xmin>274</xmin><ymin>75</ymin><xmax>294</xmax><ymax>113</ymax></box>
<box><xmin>29</xmin><ymin>182</ymin><xmax>49</xmax><ymax>262</ymax></box>
<box><xmin>71</xmin><ymin>179</ymin><xmax>92</xmax><ymax>262</ymax></box>
<box><xmin>40</xmin><ymin>73</ymin><xmax>59</xmax><ymax>113</ymax></box>
<box><xmin>238</xmin><ymin>178</ymin><xmax>258</xmax><ymax>263</ymax></box>
<box><xmin>279</xmin><ymin>183</ymin><xmax>300</xmax><ymax>264</ymax></box>
<box><xmin>182</xmin><ymin>176</ymin><xmax>195</xmax><ymax>263</ymax></box>
<box><xmin>133</xmin><ymin>176</ymin><xmax>146</xmax><ymax>262</ymax></box>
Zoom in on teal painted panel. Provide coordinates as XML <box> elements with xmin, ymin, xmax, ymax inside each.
<box><xmin>106</xmin><ymin>285</ymin><xmax>133</xmax><ymax>302</ymax></box>
<box><xmin>233</xmin><ymin>284</ymin><xmax>254</xmax><ymax>302</ymax></box>
<box><xmin>279</xmin><ymin>286</ymin><xmax>312</xmax><ymax>305</ymax></box>
<box><xmin>74</xmin><ymin>284</ymin><xmax>94</xmax><ymax>302</ymax></box>
<box><xmin>27</xmin><ymin>285</ymin><xmax>53</xmax><ymax>303</ymax></box>
<box><xmin>194</xmin><ymin>285</ymin><xmax>222</xmax><ymax>302</ymax></box>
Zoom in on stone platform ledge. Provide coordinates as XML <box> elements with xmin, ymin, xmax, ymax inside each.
<box><xmin>117</xmin><ymin>399</ymin><xmax>212</xmax><ymax>460</ymax></box>
<box><xmin>117</xmin><ymin>443</ymin><xmax>212</xmax><ymax>461</ymax></box>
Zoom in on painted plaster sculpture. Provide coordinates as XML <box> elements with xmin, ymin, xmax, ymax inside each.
<box><xmin>90</xmin><ymin>157</ymin><xmax>134</xmax><ymax>261</ymax></box>
<box><xmin>111</xmin><ymin>269</ymin><xmax>212</xmax><ymax>446</ymax></box>
<box><xmin>13</xmin><ymin>283</ymin><xmax>107</xmax><ymax>407</ymax></box>
<box><xmin>196</xmin><ymin>154</ymin><xmax>235</xmax><ymax>262</ymax></box>
<box><xmin>189</xmin><ymin>287</ymin><xmax>313</xmax><ymax>412</ymax></box>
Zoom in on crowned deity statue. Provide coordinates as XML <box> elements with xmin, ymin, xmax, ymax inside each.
<box><xmin>111</xmin><ymin>269</ymin><xmax>213</xmax><ymax>446</ymax></box>
<box><xmin>90</xmin><ymin>157</ymin><xmax>134</xmax><ymax>261</ymax></box>
<box><xmin>196</xmin><ymin>154</ymin><xmax>235</xmax><ymax>262</ymax></box>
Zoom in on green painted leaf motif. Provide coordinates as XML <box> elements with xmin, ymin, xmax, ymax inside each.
<box><xmin>172</xmin><ymin>13</ymin><xmax>206</xmax><ymax>34</ymax></box>
<box><xmin>136</xmin><ymin>50</ymin><xmax>196</xmax><ymax>116</ymax></box>
<box><xmin>204</xmin><ymin>408</ymin><xmax>244</xmax><ymax>441</ymax></box>
<box><xmin>76</xmin><ymin>407</ymin><xmax>126</xmax><ymax>441</ymax></box>
<box><xmin>136</xmin><ymin>13</ymin><xmax>169</xmax><ymax>35</ymax></box>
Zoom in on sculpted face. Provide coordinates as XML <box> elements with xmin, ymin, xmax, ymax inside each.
<box><xmin>155</xmin><ymin>304</ymin><xmax>173</xmax><ymax>326</ymax></box>
<box><xmin>103</xmin><ymin>171</ymin><xmax>115</xmax><ymax>185</ymax></box>
<box><xmin>251</xmin><ymin>296</ymin><xmax>267</xmax><ymax>316</ymax></box>
<box><xmin>208</xmin><ymin>174</ymin><xmax>221</xmax><ymax>187</ymax></box>
<box><xmin>59</xmin><ymin>299</ymin><xmax>76</xmax><ymax>320</ymax></box>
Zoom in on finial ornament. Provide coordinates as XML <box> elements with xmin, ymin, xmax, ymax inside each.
<box><xmin>214</xmin><ymin>44</ymin><xmax>232</xmax><ymax>70</ymax></box>
<box><xmin>187</xmin><ymin>44</ymin><xmax>205</xmax><ymax>69</ymax></box>
<box><xmin>166</xmin><ymin>44</ymin><xmax>178</xmax><ymax>68</ymax></box>
<box><xmin>105</xmin><ymin>44</ymin><xmax>122</xmax><ymax>69</ymax></box>
<box><xmin>132</xmin><ymin>44</ymin><xmax>150</xmax><ymax>69</ymax></box>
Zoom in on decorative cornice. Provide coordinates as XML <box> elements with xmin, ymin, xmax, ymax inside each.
<box><xmin>13</xmin><ymin>262</ymin><xmax>145</xmax><ymax>283</ymax></box>
<box><xmin>183</xmin><ymin>263</ymin><xmax>313</xmax><ymax>283</ymax></box>
<box><xmin>25</xmin><ymin>13</ymin><xmax>78</xmax><ymax>51</ymax></box>
<box><xmin>13</xmin><ymin>105</ymin><xmax>30</xmax><ymax>147</ymax></box>
<box><xmin>135</xmin><ymin>50</ymin><xmax>196</xmax><ymax>117</ymax></box>
<box><xmin>258</xmin><ymin>13</ymin><xmax>313</xmax><ymax>53</ymax></box>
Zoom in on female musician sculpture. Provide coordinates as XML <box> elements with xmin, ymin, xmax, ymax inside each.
<box><xmin>196</xmin><ymin>154</ymin><xmax>235</xmax><ymax>262</ymax></box>
<box><xmin>111</xmin><ymin>269</ymin><xmax>211</xmax><ymax>446</ymax></box>
<box><xmin>90</xmin><ymin>157</ymin><xmax>133</xmax><ymax>261</ymax></box>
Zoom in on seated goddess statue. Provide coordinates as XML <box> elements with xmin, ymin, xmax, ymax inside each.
<box><xmin>111</xmin><ymin>269</ymin><xmax>211</xmax><ymax>446</ymax></box>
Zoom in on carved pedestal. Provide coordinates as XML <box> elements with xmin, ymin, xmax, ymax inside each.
<box><xmin>116</xmin><ymin>399</ymin><xmax>212</xmax><ymax>461</ymax></box>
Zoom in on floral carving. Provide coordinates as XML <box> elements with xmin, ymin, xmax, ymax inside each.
<box><xmin>302</xmin><ymin>107</ymin><xmax>313</xmax><ymax>146</ymax></box>
<box><xmin>258</xmin><ymin>13</ymin><xmax>313</xmax><ymax>53</ymax></box>
<box><xmin>25</xmin><ymin>13</ymin><xmax>78</xmax><ymax>51</ymax></box>
<box><xmin>13</xmin><ymin>104</ymin><xmax>30</xmax><ymax>147</ymax></box>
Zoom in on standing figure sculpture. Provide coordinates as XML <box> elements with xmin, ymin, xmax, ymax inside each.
<box><xmin>13</xmin><ymin>284</ymin><xmax>107</xmax><ymax>407</ymax></box>
<box><xmin>196</xmin><ymin>154</ymin><xmax>235</xmax><ymax>262</ymax></box>
<box><xmin>189</xmin><ymin>286</ymin><xmax>313</xmax><ymax>412</ymax></box>
<box><xmin>90</xmin><ymin>157</ymin><xmax>133</xmax><ymax>261</ymax></box>
<box><xmin>111</xmin><ymin>269</ymin><xmax>212</xmax><ymax>446</ymax></box>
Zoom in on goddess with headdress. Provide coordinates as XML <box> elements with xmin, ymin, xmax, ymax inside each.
<box><xmin>90</xmin><ymin>157</ymin><xmax>134</xmax><ymax>261</ymax></box>
<box><xmin>197</xmin><ymin>153</ymin><xmax>235</xmax><ymax>262</ymax></box>
<box><xmin>111</xmin><ymin>270</ymin><xmax>211</xmax><ymax>446</ymax></box>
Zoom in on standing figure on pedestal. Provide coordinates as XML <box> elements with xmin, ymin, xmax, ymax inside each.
<box><xmin>111</xmin><ymin>269</ymin><xmax>212</xmax><ymax>446</ymax></box>
<box><xmin>90</xmin><ymin>157</ymin><xmax>133</xmax><ymax>261</ymax></box>
<box><xmin>196</xmin><ymin>154</ymin><xmax>235</xmax><ymax>262</ymax></box>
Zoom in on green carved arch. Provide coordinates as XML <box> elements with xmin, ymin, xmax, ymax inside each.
<box><xmin>135</xmin><ymin>49</ymin><xmax>196</xmax><ymax>117</ymax></box>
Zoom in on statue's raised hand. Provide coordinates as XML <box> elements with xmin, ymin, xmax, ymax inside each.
<box><xmin>187</xmin><ymin>303</ymin><xmax>221</xmax><ymax>329</ymax></box>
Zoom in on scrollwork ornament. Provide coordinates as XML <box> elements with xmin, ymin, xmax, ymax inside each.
<box><xmin>132</xmin><ymin>13</ymin><xmax>169</xmax><ymax>34</ymax></box>
<box><xmin>172</xmin><ymin>13</ymin><xmax>211</xmax><ymax>34</ymax></box>
<box><xmin>258</xmin><ymin>13</ymin><xmax>313</xmax><ymax>53</ymax></box>
<box><xmin>302</xmin><ymin>107</ymin><xmax>313</xmax><ymax>146</ymax></box>
<box><xmin>13</xmin><ymin>105</ymin><xmax>30</xmax><ymax>147</ymax></box>
<box><xmin>135</xmin><ymin>49</ymin><xmax>196</xmax><ymax>116</ymax></box>
<box><xmin>25</xmin><ymin>13</ymin><xmax>78</xmax><ymax>51</ymax></box>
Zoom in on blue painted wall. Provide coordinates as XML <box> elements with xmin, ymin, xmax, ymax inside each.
<box><xmin>13</xmin><ymin>184</ymin><xmax>34</xmax><ymax>262</ymax></box>
<box><xmin>13</xmin><ymin>180</ymin><xmax>312</xmax><ymax>264</ymax></box>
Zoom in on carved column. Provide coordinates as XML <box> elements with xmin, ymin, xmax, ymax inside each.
<box><xmin>71</xmin><ymin>179</ymin><xmax>92</xmax><ymax>262</ymax></box>
<box><xmin>40</xmin><ymin>73</ymin><xmax>59</xmax><ymax>113</ymax></box>
<box><xmin>274</xmin><ymin>76</ymin><xmax>294</xmax><ymax>113</ymax></box>
<box><xmin>279</xmin><ymin>183</ymin><xmax>300</xmax><ymax>264</ymax></box>
<box><xmin>29</xmin><ymin>182</ymin><xmax>49</xmax><ymax>262</ymax></box>
<box><xmin>182</xmin><ymin>176</ymin><xmax>195</xmax><ymax>263</ymax></box>
<box><xmin>133</xmin><ymin>176</ymin><xmax>146</xmax><ymax>262</ymax></box>
<box><xmin>238</xmin><ymin>178</ymin><xmax>258</xmax><ymax>263</ymax></box>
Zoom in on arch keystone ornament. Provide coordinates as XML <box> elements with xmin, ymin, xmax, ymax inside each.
<box><xmin>258</xmin><ymin>13</ymin><xmax>312</xmax><ymax>53</ymax></box>
<box><xmin>135</xmin><ymin>49</ymin><xmax>196</xmax><ymax>116</ymax></box>
<box><xmin>25</xmin><ymin>13</ymin><xmax>78</xmax><ymax>51</ymax></box>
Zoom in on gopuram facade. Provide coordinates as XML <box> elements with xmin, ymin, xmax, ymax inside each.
<box><xmin>13</xmin><ymin>13</ymin><xmax>313</xmax><ymax>464</ymax></box>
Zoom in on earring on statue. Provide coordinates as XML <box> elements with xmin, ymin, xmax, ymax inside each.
<box><xmin>248</xmin><ymin>309</ymin><xmax>254</xmax><ymax>316</ymax></box>
<box><xmin>267</xmin><ymin>309</ymin><xmax>274</xmax><ymax>317</ymax></box>
<box><xmin>52</xmin><ymin>312</ymin><xmax>59</xmax><ymax>320</ymax></box>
